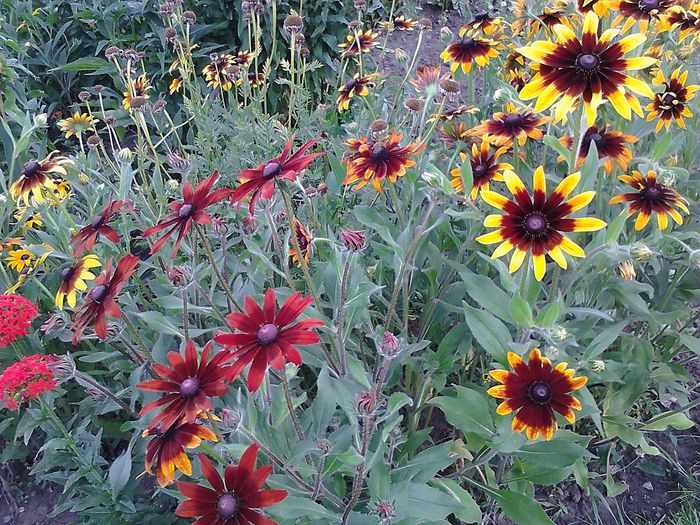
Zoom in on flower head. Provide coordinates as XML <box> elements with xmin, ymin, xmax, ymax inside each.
<box><xmin>214</xmin><ymin>289</ymin><xmax>323</xmax><ymax>392</ymax></box>
<box><xmin>138</xmin><ymin>341</ymin><xmax>234</xmax><ymax>430</ymax></box>
<box><xmin>337</xmin><ymin>73</ymin><xmax>377</xmax><ymax>112</ymax></box>
<box><xmin>289</xmin><ymin>219</ymin><xmax>312</xmax><ymax>267</ymax></box>
<box><xmin>488</xmin><ymin>349</ymin><xmax>587</xmax><ymax>440</ymax></box>
<box><xmin>339</xmin><ymin>29</ymin><xmax>379</xmax><ymax>57</ymax></box>
<box><xmin>339</xmin><ymin>229</ymin><xmax>366</xmax><ymax>250</ymax></box>
<box><xmin>609</xmin><ymin>169</ymin><xmax>689</xmax><ymax>230</ymax></box>
<box><xmin>0</xmin><ymin>294</ymin><xmax>39</xmax><ymax>347</ymax></box>
<box><xmin>558</xmin><ymin>125</ymin><xmax>638</xmax><ymax>174</ymax></box>
<box><xmin>70</xmin><ymin>254</ymin><xmax>139</xmax><ymax>343</ymax></box>
<box><xmin>0</xmin><ymin>355</ymin><xmax>56</xmax><ymax>410</ymax></box>
<box><xmin>440</xmin><ymin>31</ymin><xmax>504</xmax><ymax>73</ymax></box>
<box><xmin>460</xmin><ymin>11</ymin><xmax>503</xmax><ymax>36</ymax></box>
<box><xmin>5</xmin><ymin>248</ymin><xmax>35</xmax><ymax>272</ymax></box>
<box><xmin>379</xmin><ymin>15</ymin><xmax>417</xmax><ymax>32</ymax></box>
<box><xmin>451</xmin><ymin>140</ymin><xmax>512</xmax><ymax>199</ymax></box>
<box><xmin>233</xmin><ymin>50</ymin><xmax>256</xmax><ymax>66</ymax></box>
<box><xmin>56</xmin><ymin>254</ymin><xmax>102</xmax><ymax>309</ymax></box>
<box><xmin>70</xmin><ymin>198</ymin><xmax>133</xmax><ymax>256</ymax></box>
<box><xmin>143</xmin><ymin>419</ymin><xmax>217</xmax><ymax>487</ymax></box>
<box><xmin>144</xmin><ymin>171</ymin><xmax>231</xmax><ymax>256</ymax></box>
<box><xmin>477</xmin><ymin>167</ymin><xmax>606</xmax><ymax>281</ymax></box>
<box><xmin>229</xmin><ymin>138</ymin><xmax>325</xmax><ymax>215</ymax></box>
<box><xmin>10</xmin><ymin>152</ymin><xmax>72</xmax><ymax>206</ymax></box>
<box><xmin>343</xmin><ymin>130</ymin><xmax>424</xmax><ymax>192</ymax></box>
<box><xmin>608</xmin><ymin>0</ymin><xmax>676</xmax><ymax>33</ymax></box>
<box><xmin>661</xmin><ymin>3</ymin><xmax>700</xmax><ymax>43</ymax></box>
<box><xmin>202</xmin><ymin>54</ymin><xmax>237</xmax><ymax>91</ymax></box>
<box><xmin>518</xmin><ymin>12</ymin><xmax>657</xmax><ymax>125</ymax></box>
<box><xmin>57</xmin><ymin>112</ymin><xmax>98</xmax><ymax>139</ymax></box>
<box><xmin>577</xmin><ymin>0</ymin><xmax>611</xmax><ymax>16</ymax></box>
<box><xmin>410</xmin><ymin>66</ymin><xmax>451</xmax><ymax>99</ymax></box>
<box><xmin>123</xmin><ymin>74</ymin><xmax>151</xmax><ymax>110</ymax></box>
<box><xmin>645</xmin><ymin>67</ymin><xmax>698</xmax><ymax>132</ymax></box>
<box><xmin>175</xmin><ymin>447</ymin><xmax>287</xmax><ymax>525</ymax></box>
<box><xmin>470</xmin><ymin>102</ymin><xmax>550</xmax><ymax>146</ymax></box>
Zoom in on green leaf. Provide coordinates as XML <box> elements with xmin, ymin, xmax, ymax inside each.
<box><xmin>355</xmin><ymin>205</ymin><xmax>400</xmax><ymax>251</ymax></box>
<box><xmin>108</xmin><ymin>449</ymin><xmax>132</xmax><ymax>498</ymax></box>
<box><xmin>605</xmin><ymin>209</ymin><xmax>628</xmax><ymax>244</ymax></box>
<box><xmin>50</xmin><ymin>57</ymin><xmax>112</xmax><ymax>72</ymax></box>
<box><xmin>432</xmin><ymin>479</ymin><xmax>482</xmax><ymax>524</ymax></box>
<box><xmin>641</xmin><ymin>412</ymin><xmax>695</xmax><ymax>431</ymax></box>
<box><xmin>427</xmin><ymin>386</ymin><xmax>494</xmax><ymax>437</ymax></box>
<box><xmin>543</xmin><ymin>135</ymin><xmax>570</xmax><ymax>159</ymax></box>
<box><xmin>393</xmin><ymin>482</ymin><xmax>463</xmax><ymax>521</ymax></box>
<box><xmin>491</xmin><ymin>487</ymin><xmax>555</xmax><ymax>525</ymax></box>
<box><xmin>509</xmin><ymin>295</ymin><xmax>533</xmax><ymax>327</ymax></box>
<box><xmin>459</xmin><ymin>153</ymin><xmax>473</xmax><ymax>198</ymax></box>
<box><xmin>463</xmin><ymin>303</ymin><xmax>511</xmax><ymax>364</ymax></box>
<box><xmin>535</xmin><ymin>301</ymin><xmax>561</xmax><ymax>328</ymax></box>
<box><xmin>138</xmin><ymin>311</ymin><xmax>183</xmax><ymax>338</ymax></box>
<box><xmin>461</xmin><ymin>271</ymin><xmax>514</xmax><ymax>323</ymax></box>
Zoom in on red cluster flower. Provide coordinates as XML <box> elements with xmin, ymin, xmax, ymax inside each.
<box><xmin>0</xmin><ymin>294</ymin><xmax>39</xmax><ymax>348</ymax></box>
<box><xmin>0</xmin><ymin>355</ymin><xmax>57</xmax><ymax>410</ymax></box>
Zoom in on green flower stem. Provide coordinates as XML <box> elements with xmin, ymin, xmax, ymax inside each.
<box><xmin>263</xmin><ymin>203</ymin><xmax>297</xmax><ymax>290</ymax></box>
<box><xmin>122</xmin><ymin>313</ymin><xmax>155</xmax><ymax>365</ymax></box>
<box><xmin>280</xmin><ymin>372</ymin><xmax>305</xmax><ymax>441</ymax></box>
<box><xmin>194</xmin><ymin>223</ymin><xmax>242</xmax><ymax>312</ymax></box>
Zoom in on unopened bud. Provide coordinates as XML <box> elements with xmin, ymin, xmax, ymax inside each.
<box><xmin>380</xmin><ymin>331</ymin><xmax>400</xmax><ymax>359</ymax></box>
<box><xmin>551</xmin><ymin>325</ymin><xmax>567</xmax><ymax>341</ymax></box>
<box><xmin>630</xmin><ymin>242</ymin><xmax>652</xmax><ymax>261</ymax></box>
<box><xmin>591</xmin><ymin>359</ymin><xmax>605</xmax><ymax>372</ymax></box>
<box><xmin>117</xmin><ymin>147</ymin><xmax>133</xmax><ymax>162</ymax></box>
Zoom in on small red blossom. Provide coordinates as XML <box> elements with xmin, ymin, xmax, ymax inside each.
<box><xmin>70</xmin><ymin>198</ymin><xmax>133</xmax><ymax>256</ymax></box>
<box><xmin>175</xmin><ymin>446</ymin><xmax>287</xmax><ymax>525</ymax></box>
<box><xmin>214</xmin><ymin>289</ymin><xmax>323</xmax><ymax>392</ymax></box>
<box><xmin>339</xmin><ymin>229</ymin><xmax>366</xmax><ymax>250</ymax></box>
<box><xmin>0</xmin><ymin>355</ymin><xmax>57</xmax><ymax>410</ymax></box>
<box><xmin>137</xmin><ymin>341</ymin><xmax>235</xmax><ymax>431</ymax></box>
<box><xmin>70</xmin><ymin>254</ymin><xmax>139</xmax><ymax>343</ymax></box>
<box><xmin>143</xmin><ymin>170</ymin><xmax>231</xmax><ymax>257</ymax></box>
<box><xmin>229</xmin><ymin>138</ymin><xmax>325</xmax><ymax>215</ymax></box>
<box><xmin>0</xmin><ymin>294</ymin><xmax>39</xmax><ymax>348</ymax></box>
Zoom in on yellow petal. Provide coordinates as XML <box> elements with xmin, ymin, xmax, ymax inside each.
<box><xmin>552</xmin><ymin>172</ymin><xmax>581</xmax><ymax>201</ymax></box>
<box><xmin>548</xmin><ymin>245</ymin><xmax>568</xmax><ymax>269</ymax></box>
<box><xmin>617</xmin><ymin>32</ymin><xmax>647</xmax><ymax>53</ymax></box>
<box><xmin>634</xmin><ymin>211</ymin><xmax>651</xmax><ymax>230</ymax></box>
<box><xmin>607</xmin><ymin>88</ymin><xmax>632</xmax><ymax>120</ymax></box>
<box><xmin>559</xmin><ymin>236</ymin><xmax>585</xmax><ymax>257</ymax></box>
<box><xmin>493</xmin><ymin>239</ymin><xmax>515</xmax><ymax>258</ymax></box>
<box><xmin>509</xmin><ymin>248</ymin><xmax>527</xmax><ymax>273</ymax></box>
<box><xmin>656</xmin><ymin>211</ymin><xmax>668</xmax><ymax>230</ymax></box>
<box><xmin>564</xmin><ymin>191</ymin><xmax>595</xmax><ymax>212</ymax></box>
<box><xmin>481</xmin><ymin>189</ymin><xmax>512</xmax><ymax>211</ymax></box>
<box><xmin>477</xmin><ymin>230</ymin><xmax>506</xmax><ymax>245</ymax></box>
<box><xmin>569</xmin><ymin>217</ymin><xmax>607</xmax><ymax>231</ymax></box>
<box><xmin>533</xmin><ymin>253</ymin><xmax>546</xmax><ymax>281</ymax></box>
<box><xmin>503</xmin><ymin>170</ymin><xmax>527</xmax><ymax>198</ymax></box>
<box><xmin>489</xmin><ymin>369</ymin><xmax>510</xmax><ymax>383</ymax></box>
<box><xmin>533</xmin><ymin>166</ymin><xmax>546</xmax><ymax>195</ymax></box>
<box><xmin>484</xmin><ymin>214</ymin><xmax>504</xmax><ymax>227</ymax></box>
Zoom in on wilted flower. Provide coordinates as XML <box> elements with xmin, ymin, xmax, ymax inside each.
<box><xmin>57</xmin><ymin>112</ymin><xmax>98</xmax><ymax>139</ymax></box>
<box><xmin>618</xmin><ymin>260</ymin><xmax>636</xmax><ymax>280</ymax></box>
<box><xmin>182</xmin><ymin>10</ymin><xmax>196</xmax><ymax>24</ymax></box>
<box><xmin>283</xmin><ymin>14</ymin><xmax>303</xmax><ymax>33</ymax></box>
<box><xmin>339</xmin><ymin>229</ymin><xmax>366</xmax><ymax>251</ymax></box>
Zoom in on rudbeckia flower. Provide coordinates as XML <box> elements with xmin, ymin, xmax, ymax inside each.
<box><xmin>175</xmin><ymin>447</ymin><xmax>287</xmax><ymax>525</ymax></box>
<box><xmin>661</xmin><ymin>3</ymin><xmax>700</xmax><ymax>43</ymax></box>
<box><xmin>451</xmin><ymin>140</ymin><xmax>512</xmax><ymax>199</ymax></box>
<box><xmin>143</xmin><ymin>420</ymin><xmax>217</xmax><ymax>487</ymax></box>
<box><xmin>56</xmin><ymin>254</ymin><xmax>101</xmax><ymax>309</ymax></box>
<box><xmin>488</xmin><ymin>348</ymin><xmax>587</xmax><ymax>440</ymax></box>
<box><xmin>229</xmin><ymin>138</ymin><xmax>325</xmax><ymax>214</ymax></box>
<box><xmin>577</xmin><ymin>0</ymin><xmax>611</xmax><ymax>16</ymax></box>
<box><xmin>428</xmin><ymin>104</ymin><xmax>479</xmax><ymax>123</ymax></box>
<box><xmin>609</xmin><ymin>169</ymin><xmax>689</xmax><ymax>230</ymax></box>
<box><xmin>410</xmin><ymin>65</ymin><xmax>451</xmax><ymax>99</ymax></box>
<box><xmin>289</xmin><ymin>219</ymin><xmax>312</xmax><ymax>267</ymax></box>
<box><xmin>70</xmin><ymin>254</ymin><xmax>138</xmax><ymax>343</ymax></box>
<box><xmin>57</xmin><ymin>112</ymin><xmax>98</xmax><ymax>139</ymax></box>
<box><xmin>247</xmin><ymin>72</ymin><xmax>266</xmax><ymax>88</ymax></box>
<box><xmin>5</xmin><ymin>249</ymin><xmax>35</xmax><ymax>272</ymax></box>
<box><xmin>5</xmin><ymin>251</ymin><xmax>51</xmax><ymax>294</ymax></box>
<box><xmin>214</xmin><ymin>288</ymin><xmax>323</xmax><ymax>392</ymax></box>
<box><xmin>477</xmin><ymin>167</ymin><xmax>606</xmax><ymax>281</ymax></box>
<box><xmin>123</xmin><ymin>74</ymin><xmax>151</xmax><ymax>110</ymax></box>
<box><xmin>558</xmin><ymin>125</ymin><xmax>638</xmax><ymax>174</ymax></box>
<box><xmin>343</xmin><ymin>131</ymin><xmax>424</xmax><ymax>192</ymax></box>
<box><xmin>202</xmin><ymin>53</ymin><xmax>237</xmax><ymax>91</ymax></box>
<box><xmin>513</xmin><ymin>0</ymin><xmax>573</xmax><ymax>36</ymax></box>
<box><xmin>10</xmin><ymin>153</ymin><xmax>72</xmax><ymax>206</ymax></box>
<box><xmin>379</xmin><ymin>15</ymin><xmax>417</xmax><ymax>31</ymax></box>
<box><xmin>438</xmin><ymin>122</ymin><xmax>475</xmax><ymax>148</ymax></box>
<box><xmin>645</xmin><ymin>67</ymin><xmax>698</xmax><ymax>132</ymax></box>
<box><xmin>517</xmin><ymin>11</ymin><xmax>657</xmax><ymax>125</ymax></box>
<box><xmin>470</xmin><ymin>103</ymin><xmax>550</xmax><ymax>147</ymax></box>
<box><xmin>169</xmin><ymin>77</ymin><xmax>183</xmax><ymax>94</ymax></box>
<box><xmin>70</xmin><ymin>198</ymin><xmax>133</xmax><ymax>256</ymax></box>
<box><xmin>137</xmin><ymin>341</ymin><xmax>234</xmax><ymax>430</ymax></box>
<box><xmin>460</xmin><ymin>10</ymin><xmax>503</xmax><ymax>36</ymax></box>
<box><xmin>440</xmin><ymin>31</ymin><xmax>504</xmax><ymax>73</ymax></box>
<box><xmin>337</xmin><ymin>73</ymin><xmax>377</xmax><ymax>112</ymax></box>
<box><xmin>608</xmin><ymin>0</ymin><xmax>676</xmax><ymax>33</ymax></box>
<box><xmin>144</xmin><ymin>170</ymin><xmax>231</xmax><ymax>256</ymax></box>
<box><xmin>233</xmin><ymin>50</ymin><xmax>256</xmax><ymax>66</ymax></box>
<box><xmin>339</xmin><ymin>29</ymin><xmax>379</xmax><ymax>57</ymax></box>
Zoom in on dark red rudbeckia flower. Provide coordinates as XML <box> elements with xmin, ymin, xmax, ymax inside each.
<box><xmin>175</xmin><ymin>447</ymin><xmax>287</xmax><ymax>525</ymax></box>
<box><xmin>558</xmin><ymin>125</ymin><xmax>638</xmax><ymax>174</ymax></box>
<box><xmin>70</xmin><ymin>198</ymin><xmax>133</xmax><ymax>256</ymax></box>
<box><xmin>214</xmin><ymin>289</ymin><xmax>323</xmax><ymax>392</ymax></box>
<box><xmin>137</xmin><ymin>341</ymin><xmax>234</xmax><ymax>431</ymax></box>
<box><xmin>143</xmin><ymin>170</ymin><xmax>231</xmax><ymax>257</ymax></box>
<box><xmin>143</xmin><ymin>420</ymin><xmax>217</xmax><ymax>487</ymax></box>
<box><xmin>488</xmin><ymin>348</ymin><xmax>587</xmax><ymax>440</ymax></box>
<box><xmin>229</xmin><ymin>138</ymin><xmax>325</xmax><ymax>215</ymax></box>
<box><xmin>70</xmin><ymin>254</ymin><xmax>139</xmax><ymax>343</ymax></box>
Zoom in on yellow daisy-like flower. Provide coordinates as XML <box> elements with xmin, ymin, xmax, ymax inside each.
<box><xmin>202</xmin><ymin>54</ymin><xmax>237</xmax><ymax>91</ymax></box>
<box><xmin>336</xmin><ymin>73</ymin><xmax>377</xmax><ymax>112</ymax></box>
<box><xmin>450</xmin><ymin>140</ymin><xmax>512</xmax><ymax>199</ymax></box>
<box><xmin>517</xmin><ymin>11</ymin><xmax>657</xmax><ymax>125</ymax></box>
<box><xmin>440</xmin><ymin>30</ymin><xmax>505</xmax><ymax>73</ymax></box>
<box><xmin>339</xmin><ymin>30</ymin><xmax>379</xmax><ymax>57</ymax></box>
<box><xmin>57</xmin><ymin>112</ymin><xmax>98</xmax><ymax>139</ymax></box>
<box><xmin>50</xmin><ymin>180</ymin><xmax>71</xmax><ymax>204</ymax></box>
<box><xmin>123</xmin><ymin>74</ymin><xmax>151</xmax><ymax>110</ymax></box>
<box><xmin>10</xmin><ymin>152</ymin><xmax>72</xmax><ymax>206</ymax></box>
<box><xmin>5</xmin><ymin>251</ymin><xmax>51</xmax><ymax>294</ymax></box>
<box><xmin>608</xmin><ymin>0</ymin><xmax>676</xmax><ymax>33</ymax></box>
<box><xmin>660</xmin><ymin>2</ymin><xmax>700</xmax><ymax>43</ymax></box>
<box><xmin>477</xmin><ymin>167</ymin><xmax>607</xmax><ymax>281</ymax></box>
<box><xmin>609</xmin><ymin>169</ymin><xmax>689</xmax><ymax>230</ymax></box>
<box><xmin>645</xmin><ymin>67</ymin><xmax>699</xmax><ymax>132</ymax></box>
<box><xmin>14</xmin><ymin>209</ymin><xmax>43</xmax><ymax>230</ymax></box>
<box><xmin>488</xmin><ymin>349</ymin><xmax>587</xmax><ymax>441</ymax></box>
<box><xmin>169</xmin><ymin>77</ymin><xmax>182</xmax><ymax>95</ymax></box>
<box><xmin>5</xmin><ymin>248</ymin><xmax>35</xmax><ymax>272</ymax></box>
<box><xmin>56</xmin><ymin>254</ymin><xmax>102</xmax><ymax>309</ymax></box>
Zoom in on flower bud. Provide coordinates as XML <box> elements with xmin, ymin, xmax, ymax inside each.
<box><xmin>420</xmin><ymin>171</ymin><xmax>440</xmax><ymax>187</ymax></box>
<box><xmin>630</xmin><ymin>242</ymin><xmax>652</xmax><ymax>261</ymax></box>
<box><xmin>78</xmin><ymin>172</ymin><xmax>90</xmax><ymax>185</ymax></box>
<box><xmin>87</xmin><ymin>135</ymin><xmax>102</xmax><ymax>149</ymax></box>
<box><xmin>220</xmin><ymin>408</ymin><xmax>241</xmax><ymax>431</ymax></box>
<box><xmin>117</xmin><ymin>147</ymin><xmax>133</xmax><ymax>162</ymax></box>
<box><xmin>242</xmin><ymin>216</ymin><xmax>257</xmax><ymax>235</ymax></box>
<box><xmin>182</xmin><ymin>10</ymin><xmax>196</xmax><ymax>24</ymax></box>
<box><xmin>394</xmin><ymin>47</ymin><xmax>408</xmax><ymax>62</ymax></box>
<box><xmin>657</xmin><ymin>170</ymin><xmax>675</xmax><ymax>187</ymax></box>
<box><xmin>283</xmin><ymin>15</ymin><xmax>303</xmax><ymax>33</ymax></box>
<box><xmin>316</xmin><ymin>182</ymin><xmax>328</xmax><ymax>195</ymax></box>
<box><xmin>357</xmin><ymin>390</ymin><xmax>377</xmax><ymax>414</ymax></box>
<box><xmin>316</xmin><ymin>438</ymin><xmax>331</xmax><ymax>454</ymax></box>
<box><xmin>618</xmin><ymin>260</ymin><xmax>636</xmax><ymax>280</ymax></box>
<box><xmin>380</xmin><ymin>331</ymin><xmax>400</xmax><ymax>359</ymax></box>
<box><xmin>34</xmin><ymin>113</ymin><xmax>48</xmax><ymax>127</ymax></box>
<box><xmin>551</xmin><ymin>325</ymin><xmax>567</xmax><ymax>341</ymax></box>
<box><xmin>591</xmin><ymin>359</ymin><xmax>605</xmax><ymax>372</ymax></box>
<box><xmin>440</xmin><ymin>26</ymin><xmax>453</xmax><ymax>39</ymax></box>
<box><xmin>166</xmin><ymin>179</ymin><xmax>180</xmax><ymax>191</ymax></box>
<box><xmin>339</xmin><ymin>229</ymin><xmax>366</xmax><ymax>251</ymax></box>
<box><xmin>375</xmin><ymin>501</ymin><xmax>395</xmax><ymax>520</ymax></box>
<box><xmin>164</xmin><ymin>27</ymin><xmax>177</xmax><ymax>41</ymax></box>
<box><xmin>78</xmin><ymin>90</ymin><xmax>91</xmax><ymax>102</ymax></box>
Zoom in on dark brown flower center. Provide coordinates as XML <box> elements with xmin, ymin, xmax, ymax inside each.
<box><xmin>179</xmin><ymin>377</ymin><xmax>201</xmax><ymax>398</ymax></box>
<box><xmin>178</xmin><ymin>203</ymin><xmax>194</xmax><ymax>219</ymax></box>
<box><xmin>21</xmin><ymin>161</ymin><xmax>42</xmax><ymax>178</ymax></box>
<box><xmin>61</xmin><ymin>267</ymin><xmax>74</xmax><ymax>282</ymax></box>
<box><xmin>217</xmin><ymin>493</ymin><xmax>241</xmax><ymax>520</ymax></box>
<box><xmin>577</xmin><ymin>53</ymin><xmax>600</xmax><ymax>71</ymax></box>
<box><xmin>370</xmin><ymin>144</ymin><xmax>390</xmax><ymax>163</ymax></box>
<box><xmin>257</xmin><ymin>323</ymin><xmax>279</xmax><ymax>345</ymax></box>
<box><xmin>589</xmin><ymin>133</ymin><xmax>603</xmax><ymax>143</ymax></box>
<box><xmin>474</xmin><ymin>10</ymin><xmax>490</xmax><ymax>20</ymax></box>
<box><xmin>473</xmin><ymin>164</ymin><xmax>488</xmax><ymax>178</ymax></box>
<box><xmin>503</xmin><ymin>114</ymin><xmax>523</xmax><ymax>127</ymax></box>
<box><xmin>641</xmin><ymin>185</ymin><xmax>662</xmax><ymax>201</ymax></box>
<box><xmin>263</xmin><ymin>162</ymin><xmax>282</xmax><ymax>179</ymax></box>
<box><xmin>460</xmin><ymin>36</ymin><xmax>476</xmax><ymax>47</ymax></box>
<box><xmin>528</xmin><ymin>381</ymin><xmax>552</xmax><ymax>404</ymax></box>
<box><xmin>90</xmin><ymin>215</ymin><xmax>105</xmax><ymax>229</ymax></box>
<box><xmin>660</xmin><ymin>92</ymin><xmax>678</xmax><ymax>107</ymax></box>
<box><xmin>639</xmin><ymin>0</ymin><xmax>659</xmax><ymax>11</ymax></box>
<box><xmin>524</xmin><ymin>213</ymin><xmax>548</xmax><ymax>235</ymax></box>
<box><xmin>89</xmin><ymin>284</ymin><xmax>108</xmax><ymax>303</ymax></box>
